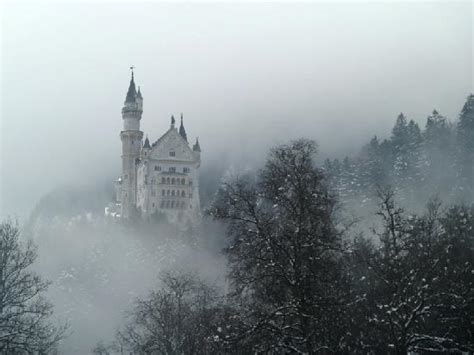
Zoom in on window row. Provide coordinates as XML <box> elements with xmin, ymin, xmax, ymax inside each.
<box><xmin>154</xmin><ymin>166</ymin><xmax>190</xmax><ymax>174</ymax></box>
<box><xmin>151</xmin><ymin>200</ymin><xmax>187</xmax><ymax>209</ymax></box>
<box><xmin>158</xmin><ymin>177</ymin><xmax>192</xmax><ymax>186</ymax></box>
<box><xmin>151</xmin><ymin>190</ymin><xmax>193</xmax><ymax>198</ymax></box>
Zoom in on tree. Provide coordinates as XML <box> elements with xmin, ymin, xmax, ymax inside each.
<box><xmin>117</xmin><ymin>272</ymin><xmax>227</xmax><ymax>354</ymax></box>
<box><xmin>359</xmin><ymin>136</ymin><xmax>389</xmax><ymax>191</ymax></box>
<box><xmin>391</xmin><ymin>113</ymin><xmax>423</xmax><ymax>194</ymax></box>
<box><xmin>455</xmin><ymin>94</ymin><xmax>474</xmax><ymax>199</ymax></box>
<box><xmin>350</xmin><ymin>189</ymin><xmax>473</xmax><ymax>354</ymax></box>
<box><xmin>437</xmin><ymin>205</ymin><xmax>474</xmax><ymax>350</ymax></box>
<box><xmin>423</xmin><ymin>109</ymin><xmax>455</xmax><ymax>197</ymax></box>
<box><xmin>0</xmin><ymin>220</ymin><xmax>66</xmax><ymax>353</ymax></box>
<box><xmin>210</xmin><ymin>139</ymin><xmax>350</xmax><ymax>353</ymax></box>
<box><xmin>339</xmin><ymin>156</ymin><xmax>359</xmax><ymax>197</ymax></box>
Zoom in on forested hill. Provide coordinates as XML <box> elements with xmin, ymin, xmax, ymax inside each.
<box><xmin>323</xmin><ymin>94</ymin><xmax>474</xmax><ymax>209</ymax></box>
<box><xmin>26</xmin><ymin>94</ymin><xmax>474</xmax><ymax>230</ymax></box>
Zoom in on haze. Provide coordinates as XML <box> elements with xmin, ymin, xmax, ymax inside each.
<box><xmin>1</xmin><ymin>1</ymin><xmax>472</xmax><ymax>219</ymax></box>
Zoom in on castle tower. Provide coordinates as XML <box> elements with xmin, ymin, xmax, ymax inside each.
<box><xmin>120</xmin><ymin>69</ymin><xmax>143</xmax><ymax>218</ymax></box>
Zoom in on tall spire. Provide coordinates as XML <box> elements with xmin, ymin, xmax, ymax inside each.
<box><xmin>143</xmin><ymin>135</ymin><xmax>151</xmax><ymax>149</ymax></box>
<box><xmin>193</xmin><ymin>137</ymin><xmax>201</xmax><ymax>152</ymax></box>
<box><xmin>125</xmin><ymin>67</ymin><xmax>137</xmax><ymax>103</ymax></box>
<box><xmin>137</xmin><ymin>86</ymin><xmax>142</xmax><ymax>99</ymax></box>
<box><xmin>179</xmin><ymin>113</ymin><xmax>188</xmax><ymax>142</ymax></box>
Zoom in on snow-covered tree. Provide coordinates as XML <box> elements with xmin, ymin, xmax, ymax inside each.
<box><xmin>117</xmin><ymin>272</ymin><xmax>227</xmax><ymax>354</ymax></box>
<box><xmin>422</xmin><ymin>109</ymin><xmax>456</xmax><ymax>197</ymax></box>
<box><xmin>210</xmin><ymin>139</ymin><xmax>350</xmax><ymax>353</ymax></box>
<box><xmin>350</xmin><ymin>189</ymin><xmax>473</xmax><ymax>353</ymax></box>
<box><xmin>0</xmin><ymin>220</ymin><xmax>66</xmax><ymax>353</ymax></box>
<box><xmin>455</xmin><ymin>94</ymin><xmax>474</xmax><ymax>200</ymax></box>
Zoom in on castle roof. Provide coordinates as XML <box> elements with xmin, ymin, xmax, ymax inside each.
<box><xmin>149</xmin><ymin>125</ymin><xmax>196</xmax><ymax>162</ymax></box>
<box><xmin>193</xmin><ymin>137</ymin><xmax>201</xmax><ymax>152</ymax></box>
<box><xmin>179</xmin><ymin>113</ymin><xmax>188</xmax><ymax>142</ymax></box>
<box><xmin>143</xmin><ymin>136</ymin><xmax>151</xmax><ymax>149</ymax></box>
<box><xmin>125</xmin><ymin>72</ymin><xmax>137</xmax><ymax>103</ymax></box>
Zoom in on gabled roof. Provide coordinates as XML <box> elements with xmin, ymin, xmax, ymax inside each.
<box><xmin>149</xmin><ymin>127</ymin><xmax>195</xmax><ymax>162</ymax></box>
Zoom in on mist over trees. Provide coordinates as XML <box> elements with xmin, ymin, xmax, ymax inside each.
<box><xmin>209</xmin><ymin>139</ymin><xmax>350</xmax><ymax>353</ymax></box>
<box><xmin>324</xmin><ymin>94</ymin><xmax>474</xmax><ymax>209</ymax></box>
<box><xmin>0</xmin><ymin>221</ymin><xmax>66</xmax><ymax>353</ymax></box>
<box><xmin>97</xmin><ymin>137</ymin><xmax>471</xmax><ymax>354</ymax></box>
<box><xmin>2</xmin><ymin>95</ymin><xmax>473</xmax><ymax>353</ymax></box>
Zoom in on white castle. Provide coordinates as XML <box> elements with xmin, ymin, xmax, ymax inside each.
<box><xmin>111</xmin><ymin>71</ymin><xmax>201</xmax><ymax>223</ymax></box>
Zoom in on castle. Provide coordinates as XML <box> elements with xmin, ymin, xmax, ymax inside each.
<box><xmin>111</xmin><ymin>70</ymin><xmax>201</xmax><ymax>223</ymax></box>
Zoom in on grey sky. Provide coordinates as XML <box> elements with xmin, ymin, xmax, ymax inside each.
<box><xmin>1</xmin><ymin>2</ymin><xmax>472</xmax><ymax>219</ymax></box>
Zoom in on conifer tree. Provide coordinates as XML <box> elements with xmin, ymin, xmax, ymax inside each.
<box><xmin>423</xmin><ymin>109</ymin><xmax>455</xmax><ymax>196</ymax></box>
<box><xmin>456</xmin><ymin>94</ymin><xmax>474</xmax><ymax>200</ymax></box>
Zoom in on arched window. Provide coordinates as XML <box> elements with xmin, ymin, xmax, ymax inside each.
<box><xmin>162</xmin><ymin>190</ymin><xmax>165</xmax><ymax>196</ymax></box>
<box><xmin>171</xmin><ymin>201</ymin><xmax>175</xmax><ymax>208</ymax></box>
<box><xmin>171</xmin><ymin>178</ymin><xmax>175</xmax><ymax>185</ymax></box>
<box><xmin>166</xmin><ymin>177</ymin><xmax>170</xmax><ymax>184</ymax></box>
<box><xmin>161</xmin><ymin>177</ymin><xmax>165</xmax><ymax>184</ymax></box>
<box><xmin>171</xmin><ymin>190</ymin><xmax>175</xmax><ymax>197</ymax></box>
<box><xmin>181</xmin><ymin>178</ymin><xmax>185</xmax><ymax>185</ymax></box>
<box><xmin>167</xmin><ymin>190</ymin><xmax>170</xmax><ymax>196</ymax></box>
<box><xmin>181</xmin><ymin>190</ymin><xmax>185</xmax><ymax>197</ymax></box>
<box><xmin>166</xmin><ymin>200</ymin><xmax>170</xmax><ymax>208</ymax></box>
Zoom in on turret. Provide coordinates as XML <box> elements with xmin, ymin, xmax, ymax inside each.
<box><xmin>122</xmin><ymin>71</ymin><xmax>143</xmax><ymax>131</ymax></box>
<box><xmin>120</xmin><ymin>68</ymin><xmax>144</xmax><ymax>218</ymax></box>
<box><xmin>179</xmin><ymin>113</ymin><xmax>188</xmax><ymax>142</ymax></box>
<box><xmin>193</xmin><ymin>137</ymin><xmax>201</xmax><ymax>152</ymax></box>
<box><xmin>193</xmin><ymin>137</ymin><xmax>201</xmax><ymax>168</ymax></box>
<box><xmin>141</xmin><ymin>136</ymin><xmax>151</xmax><ymax>159</ymax></box>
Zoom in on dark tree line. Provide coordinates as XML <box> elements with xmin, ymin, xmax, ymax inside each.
<box><xmin>0</xmin><ymin>221</ymin><xmax>66</xmax><ymax>354</ymax></box>
<box><xmin>108</xmin><ymin>139</ymin><xmax>472</xmax><ymax>354</ymax></box>
<box><xmin>324</xmin><ymin>94</ymin><xmax>474</xmax><ymax>206</ymax></box>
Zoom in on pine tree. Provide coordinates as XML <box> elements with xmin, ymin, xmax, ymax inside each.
<box><xmin>391</xmin><ymin>113</ymin><xmax>423</xmax><ymax>201</ymax></box>
<box><xmin>423</xmin><ymin>109</ymin><xmax>455</xmax><ymax>197</ymax></box>
<box><xmin>455</xmin><ymin>94</ymin><xmax>474</xmax><ymax>200</ymax></box>
<box><xmin>359</xmin><ymin>136</ymin><xmax>389</xmax><ymax>191</ymax></box>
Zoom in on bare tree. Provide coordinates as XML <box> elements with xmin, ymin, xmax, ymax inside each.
<box><xmin>117</xmin><ymin>272</ymin><xmax>226</xmax><ymax>355</ymax></box>
<box><xmin>210</xmin><ymin>139</ymin><xmax>350</xmax><ymax>353</ymax></box>
<box><xmin>350</xmin><ymin>188</ymin><xmax>473</xmax><ymax>354</ymax></box>
<box><xmin>0</xmin><ymin>220</ymin><xmax>66</xmax><ymax>353</ymax></box>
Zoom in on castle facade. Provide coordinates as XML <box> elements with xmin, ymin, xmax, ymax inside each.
<box><xmin>113</xmin><ymin>71</ymin><xmax>201</xmax><ymax>223</ymax></box>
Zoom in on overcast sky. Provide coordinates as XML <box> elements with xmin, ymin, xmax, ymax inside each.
<box><xmin>1</xmin><ymin>1</ymin><xmax>472</xmax><ymax>219</ymax></box>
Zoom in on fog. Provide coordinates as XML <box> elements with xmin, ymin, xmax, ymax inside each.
<box><xmin>1</xmin><ymin>2</ymin><xmax>472</xmax><ymax>219</ymax></box>
<box><xmin>0</xmin><ymin>2</ymin><xmax>473</xmax><ymax>353</ymax></box>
